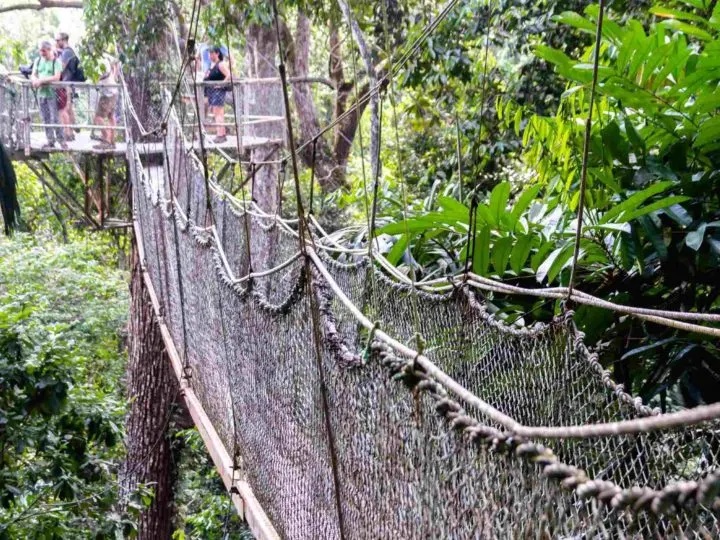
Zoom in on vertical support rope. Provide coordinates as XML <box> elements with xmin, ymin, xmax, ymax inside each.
<box><xmin>308</xmin><ymin>139</ymin><xmax>317</xmax><ymax>216</ymax></box>
<box><xmin>270</xmin><ymin>1</ymin><xmax>346</xmax><ymax>536</ymax></box>
<box><xmin>567</xmin><ymin>0</ymin><xmax>605</xmax><ymax>298</ymax></box>
<box><xmin>368</xmin><ymin>95</ymin><xmax>384</xmax><ymax>258</ymax></box>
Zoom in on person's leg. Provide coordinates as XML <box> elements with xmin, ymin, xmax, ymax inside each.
<box><xmin>68</xmin><ymin>97</ymin><xmax>77</xmax><ymax>129</ymax></box>
<box><xmin>48</xmin><ymin>97</ymin><xmax>64</xmax><ymax>143</ymax></box>
<box><xmin>58</xmin><ymin>104</ymin><xmax>70</xmax><ymax>137</ymax></box>
<box><xmin>214</xmin><ymin>106</ymin><xmax>225</xmax><ymax>137</ymax></box>
<box><xmin>39</xmin><ymin>98</ymin><xmax>55</xmax><ymax>144</ymax></box>
<box><xmin>105</xmin><ymin>114</ymin><xmax>116</xmax><ymax>145</ymax></box>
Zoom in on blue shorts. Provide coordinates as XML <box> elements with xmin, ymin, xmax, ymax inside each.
<box><xmin>207</xmin><ymin>88</ymin><xmax>226</xmax><ymax>107</ymax></box>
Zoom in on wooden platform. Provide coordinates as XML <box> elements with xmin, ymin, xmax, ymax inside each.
<box><xmin>14</xmin><ymin>131</ymin><xmax>281</xmax><ymax>159</ymax></box>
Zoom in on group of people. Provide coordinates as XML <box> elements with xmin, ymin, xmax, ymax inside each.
<box><xmin>29</xmin><ymin>32</ymin><xmax>119</xmax><ymax>150</ymax></box>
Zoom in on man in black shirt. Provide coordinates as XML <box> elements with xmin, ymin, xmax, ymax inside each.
<box><xmin>55</xmin><ymin>32</ymin><xmax>78</xmax><ymax>141</ymax></box>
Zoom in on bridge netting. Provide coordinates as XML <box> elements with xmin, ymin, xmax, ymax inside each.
<box><xmin>126</xmin><ymin>89</ymin><xmax>720</xmax><ymax>537</ymax></box>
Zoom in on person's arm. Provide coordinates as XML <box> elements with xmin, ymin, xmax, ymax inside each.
<box><xmin>218</xmin><ymin>61</ymin><xmax>231</xmax><ymax>80</ymax></box>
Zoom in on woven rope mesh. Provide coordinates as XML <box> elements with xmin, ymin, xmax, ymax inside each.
<box><xmin>126</xmin><ymin>109</ymin><xmax>720</xmax><ymax>538</ymax></box>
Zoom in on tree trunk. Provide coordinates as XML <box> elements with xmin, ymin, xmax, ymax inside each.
<box><xmin>120</xmin><ymin>240</ymin><xmax>180</xmax><ymax>539</ymax></box>
<box><xmin>245</xmin><ymin>23</ymin><xmax>282</xmax><ymax>215</ymax></box>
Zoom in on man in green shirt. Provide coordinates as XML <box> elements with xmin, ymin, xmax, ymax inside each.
<box><xmin>31</xmin><ymin>41</ymin><xmax>65</xmax><ymax>149</ymax></box>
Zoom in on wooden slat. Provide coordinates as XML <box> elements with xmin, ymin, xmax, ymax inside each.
<box><xmin>132</xmin><ymin>213</ymin><xmax>279</xmax><ymax>540</ymax></box>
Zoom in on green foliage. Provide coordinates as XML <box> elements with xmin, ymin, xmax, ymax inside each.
<box><xmin>0</xmin><ymin>234</ymin><xmax>131</xmax><ymax>538</ymax></box>
<box><xmin>172</xmin><ymin>430</ymin><xmax>251</xmax><ymax>540</ymax></box>
<box><xmin>379</xmin><ymin>1</ymin><xmax>720</xmax><ymax>408</ymax></box>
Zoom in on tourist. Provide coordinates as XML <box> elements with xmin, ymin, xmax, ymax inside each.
<box><xmin>55</xmin><ymin>32</ymin><xmax>84</xmax><ymax>141</ymax></box>
<box><xmin>92</xmin><ymin>58</ymin><xmax>120</xmax><ymax>150</ymax></box>
<box><xmin>31</xmin><ymin>40</ymin><xmax>65</xmax><ymax>150</ymax></box>
<box><xmin>203</xmin><ymin>46</ymin><xmax>230</xmax><ymax>144</ymax></box>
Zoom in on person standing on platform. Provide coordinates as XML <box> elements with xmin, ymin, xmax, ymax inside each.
<box><xmin>203</xmin><ymin>46</ymin><xmax>230</xmax><ymax>144</ymax></box>
<box><xmin>92</xmin><ymin>58</ymin><xmax>120</xmax><ymax>150</ymax></box>
<box><xmin>55</xmin><ymin>32</ymin><xmax>83</xmax><ymax>141</ymax></box>
<box><xmin>31</xmin><ymin>41</ymin><xmax>66</xmax><ymax>150</ymax></box>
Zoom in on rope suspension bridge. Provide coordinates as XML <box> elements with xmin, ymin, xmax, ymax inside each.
<box><xmin>2</xmin><ymin>0</ymin><xmax>720</xmax><ymax>537</ymax></box>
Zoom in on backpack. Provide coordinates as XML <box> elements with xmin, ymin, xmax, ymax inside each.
<box><xmin>65</xmin><ymin>55</ymin><xmax>86</xmax><ymax>82</ymax></box>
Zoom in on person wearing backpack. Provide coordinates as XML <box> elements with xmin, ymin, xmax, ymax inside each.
<box><xmin>55</xmin><ymin>32</ymin><xmax>84</xmax><ymax>141</ymax></box>
<box><xmin>31</xmin><ymin>41</ymin><xmax>65</xmax><ymax>150</ymax></box>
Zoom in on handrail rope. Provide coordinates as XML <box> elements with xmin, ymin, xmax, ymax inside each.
<box><xmin>567</xmin><ymin>0</ymin><xmax>604</xmax><ymax>299</ymax></box>
<box><xmin>209</xmin><ymin>184</ymin><xmax>720</xmax><ymax>328</ymax></box>
<box><xmin>307</xmin><ymin>245</ymin><xmax>720</xmax><ymax>440</ymax></box>
<box><xmin>129</xmin><ymin>70</ymin><xmax>720</xmax><ymax>442</ymax></box>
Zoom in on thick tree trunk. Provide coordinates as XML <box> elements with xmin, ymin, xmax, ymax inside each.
<box><xmin>245</xmin><ymin>23</ymin><xmax>282</xmax><ymax>215</ymax></box>
<box><xmin>120</xmin><ymin>241</ymin><xmax>180</xmax><ymax>539</ymax></box>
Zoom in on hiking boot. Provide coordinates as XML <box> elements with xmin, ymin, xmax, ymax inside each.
<box><xmin>213</xmin><ymin>135</ymin><xmax>227</xmax><ymax>144</ymax></box>
<box><xmin>59</xmin><ymin>141</ymin><xmax>69</xmax><ymax>150</ymax></box>
<box><xmin>41</xmin><ymin>142</ymin><xmax>56</xmax><ymax>150</ymax></box>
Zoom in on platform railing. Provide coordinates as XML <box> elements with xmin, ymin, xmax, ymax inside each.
<box><xmin>168</xmin><ymin>78</ymin><xmax>285</xmax><ymax>151</ymax></box>
<box><xmin>8</xmin><ymin>76</ymin><xmax>126</xmax><ymax>155</ymax></box>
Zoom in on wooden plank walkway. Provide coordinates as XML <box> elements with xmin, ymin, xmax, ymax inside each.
<box><xmin>15</xmin><ymin>131</ymin><xmax>280</xmax><ymax>159</ymax></box>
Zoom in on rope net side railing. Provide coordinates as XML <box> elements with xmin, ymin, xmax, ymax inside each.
<box><xmin>127</xmin><ymin>99</ymin><xmax>720</xmax><ymax>537</ymax></box>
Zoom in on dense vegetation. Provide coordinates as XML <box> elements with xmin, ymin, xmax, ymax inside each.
<box><xmin>2</xmin><ymin>0</ymin><xmax>720</xmax><ymax>535</ymax></box>
<box><xmin>0</xmin><ymin>169</ymin><xmax>242</xmax><ymax>537</ymax></box>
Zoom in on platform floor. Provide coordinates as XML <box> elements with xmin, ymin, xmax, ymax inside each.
<box><xmin>19</xmin><ymin>131</ymin><xmax>280</xmax><ymax>158</ymax></box>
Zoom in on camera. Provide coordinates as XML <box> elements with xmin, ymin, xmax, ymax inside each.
<box><xmin>19</xmin><ymin>65</ymin><xmax>33</xmax><ymax>79</ymax></box>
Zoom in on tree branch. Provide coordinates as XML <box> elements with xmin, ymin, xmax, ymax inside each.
<box><xmin>336</xmin><ymin>0</ymin><xmax>381</xmax><ymax>197</ymax></box>
<box><xmin>0</xmin><ymin>0</ymin><xmax>83</xmax><ymax>14</ymax></box>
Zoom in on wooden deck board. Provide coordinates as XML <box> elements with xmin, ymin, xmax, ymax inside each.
<box><xmin>18</xmin><ymin>131</ymin><xmax>280</xmax><ymax>158</ymax></box>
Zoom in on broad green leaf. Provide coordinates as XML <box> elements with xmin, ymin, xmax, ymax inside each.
<box><xmin>659</xmin><ymin>19</ymin><xmax>713</xmax><ymax>41</ymax></box>
<box><xmin>510</xmin><ymin>234</ymin><xmax>533</xmax><ymax>274</ymax></box>
<box><xmin>534</xmin><ymin>45</ymin><xmax>573</xmax><ymax>69</ymax></box>
<box><xmin>620</xmin><ymin>195</ymin><xmax>691</xmax><ymax>222</ymax></box>
<box><xmin>513</xmin><ymin>108</ymin><xmax>522</xmax><ymax>137</ymax></box>
<box><xmin>386</xmin><ymin>234</ymin><xmax>410</xmax><ymax>265</ymax></box>
<box><xmin>561</xmin><ymin>85</ymin><xmax>584</xmax><ymax>98</ymax></box>
<box><xmin>639</xmin><ymin>215</ymin><xmax>668</xmax><ymax>260</ymax></box>
<box><xmin>436</xmin><ymin>196</ymin><xmax>470</xmax><ymax>222</ymax></box>
<box><xmin>692</xmin><ymin>91</ymin><xmax>720</xmax><ymax>114</ymax></box>
<box><xmin>510</xmin><ymin>184</ymin><xmax>542</xmax><ymax>227</ymax></box>
<box><xmin>492</xmin><ymin>236</ymin><xmax>513</xmax><ymax>275</ymax></box>
<box><xmin>685</xmin><ymin>223</ymin><xmax>707</xmax><ymax>250</ymax></box>
<box><xmin>489</xmin><ymin>182</ymin><xmax>511</xmax><ymax>225</ymax></box>
<box><xmin>599</xmin><ymin>181</ymin><xmax>674</xmax><ymax>224</ymax></box>
<box><xmin>624</xmin><ymin>117</ymin><xmax>646</xmax><ymax>154</ymax></box>
<box><xmin>662</xmin><ymin>204</ymin><xmax>693</xmax><ymax>226</ymax></box>
<box><xmin>536</xmin><ymin>244</ymin><xmax>573</xmax><ymax>283</ymax></box>
<box><xmin>649</xmin><ymin>6</ymin><xmax>706</xmax><ymax>23</ymax></box>
<box><xmin>601</xmin><ymin>121</ymin><xmax>630</xmax><ymax>165</ymax></box>
<box><xmin>553</xmin><ymin>11</ymin><xmax>595</xmax><ymax>34</ymax></box>
<box><xmin>621</xmin><ymin>337</ymin><xmax>678</xmax><ymax>360</ymax></box>
<box><xmin>708</xmin><ymin>238</ymin><xmax>720</xmax><ymax>255</ymax></box>
<box><xmin>475</xmin><ymin>203</ymin><xmax>495</xmax><ymax>227</ymax></box>
<box><xmin>694</xmin><ymin>116</ymin><xmax>720</xmax><ymax>148</ymax></box>
<box><xmin>377</xmin><ymin>213</ymin><xmax>460</xmax><ymax>235</ymax></box>
<box><xmin>472</xmin><ymin>225</ymin><xmax>491</xmax><ymax>276</ymax></box>
<box><xmin>586</xmin><ymin>223</ymin><xmax>632</xmax><ymax>233</ymax></box>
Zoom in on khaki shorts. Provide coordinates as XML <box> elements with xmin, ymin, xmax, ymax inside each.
<box><xmin>96</xmin><ymin>95</ymin><xmax>118</xmax><ymax>119</ymax></box>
